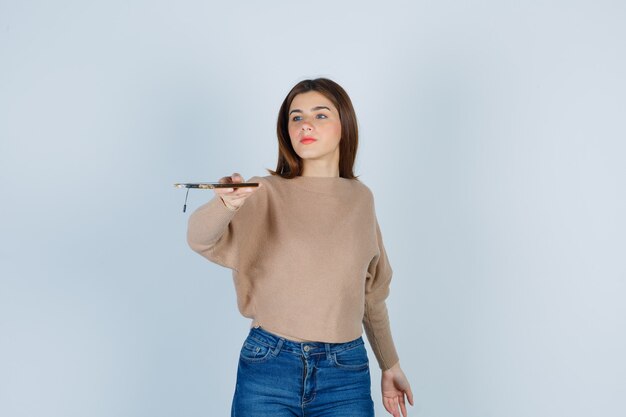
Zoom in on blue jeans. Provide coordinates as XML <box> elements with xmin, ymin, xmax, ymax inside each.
<box><xmin>231</xmin><ymin>325</ymin><xmax>375</xmax><ymax>417</ymax></box>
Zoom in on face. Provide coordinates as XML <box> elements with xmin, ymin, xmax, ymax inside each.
<box><xmin>287</xmin><ymin>91</ymin><xmax>342</xmax><ymax>165</ymax></box>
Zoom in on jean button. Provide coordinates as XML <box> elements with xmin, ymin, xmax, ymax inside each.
<box><xmin>303</xmin><ymin>345</ymin><xmax>310</xmax><ymax>352</ymax></box>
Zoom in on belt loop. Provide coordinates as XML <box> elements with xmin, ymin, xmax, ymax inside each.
<box><xmin>325</xmin><ymin>343</ymin><xmax>331</xmax><ymax>361</ymax></box>
<box><xmin>272</xmin><ymin>338</ymin><xmax>284</xmax><ymax>356</ymax></box>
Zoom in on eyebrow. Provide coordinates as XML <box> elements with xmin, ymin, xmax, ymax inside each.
<box><xmin>289</xmin><ymin>106</ymin><xmax>331</xmax><ymax>115</ymax></box>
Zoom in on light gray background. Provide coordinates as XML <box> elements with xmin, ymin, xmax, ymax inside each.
<box><xmin>1</xmin><ymin>1</ymin><xmax>624</xmax><ymax>416</ymax></box>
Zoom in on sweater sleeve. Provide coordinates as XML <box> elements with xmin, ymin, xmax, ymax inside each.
<box><xmin>186</xmin><ymin>176</ymin><xmax>267</xmax><ymax>270</ymax></box>
<box><xmin>362</xmin><ymin>216</ymin><xmax>400</xmax><ymax>371</ymax></box>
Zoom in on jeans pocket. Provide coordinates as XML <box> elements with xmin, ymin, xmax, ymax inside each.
<box><xmin>239</xmin><ymin>337</ymin><xmax>273</xmax><ymax>363</ymax></box>
<box><xmin>332</xmin><ymin>344</ymin><xmax>369</xmax><ymax>370</ymax></box>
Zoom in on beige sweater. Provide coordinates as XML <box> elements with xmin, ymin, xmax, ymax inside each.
<box><xmin>187</xmin><ymin>174</ymin><xmax>399</xmax><ymax>371</ymax></box>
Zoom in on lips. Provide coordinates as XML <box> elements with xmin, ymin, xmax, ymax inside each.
<box><xmin>300</xmin><ymin>137</ymin><xmax>317</xmax><ymax>144</ymax></box>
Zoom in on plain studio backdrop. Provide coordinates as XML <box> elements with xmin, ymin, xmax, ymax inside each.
<box><xmin>1</xmin><ymin>1</ymin><xmax>624</xmax><ymax>416</ymax></box>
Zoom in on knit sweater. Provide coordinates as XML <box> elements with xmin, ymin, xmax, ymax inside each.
<box><xmin>186</xmin><ymin>174</ymin><xmax>399</xmax><ymax>371</ymax></box>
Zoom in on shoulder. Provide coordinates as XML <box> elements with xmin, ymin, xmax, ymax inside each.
<box><xmin>354</xmin><ymin>178</ymin><xmax>372</xmax><ymax>195</ymax></box>
<box><xmin>247</xmin><ymin>174</ymin><xmax>270</xmax><ymax>183</ymax></box>
<box><xmin>351</xmin><ymin>178</ymin><xmax>375</xmax><ymax>202</ymax></box>
<box><xmin>247</xmin><ymin>174</ymin><xmax>280</xmax><ymax>190</ymax></box>
<box><xmin>242</xmin><ymin>174</ymin><xmax>283</xmax><ymax>203</ymax></box>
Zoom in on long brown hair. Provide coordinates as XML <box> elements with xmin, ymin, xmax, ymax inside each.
<box><xmin>267</xmin><ymin>78</ymin><xmax>360</xmax><ymax>180</ymax></box>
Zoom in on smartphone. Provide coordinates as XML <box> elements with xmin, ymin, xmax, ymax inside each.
<box><xmin>174</xmin><ymin>182</ymin><xmax>259</xmax><ymax>189</ymax></box>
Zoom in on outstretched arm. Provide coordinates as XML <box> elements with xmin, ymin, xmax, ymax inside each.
<box><xmin>187</xmin><ymin>172</ymin><xmax>264</xmax><ymax>269</ymax></box>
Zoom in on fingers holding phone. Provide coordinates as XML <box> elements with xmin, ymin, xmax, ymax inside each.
<box><xmin>216</xmin><ymin>172</ymin><xmax>262</xmax><ymax>211</ymax></box>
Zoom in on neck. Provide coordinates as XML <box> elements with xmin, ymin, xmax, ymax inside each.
<box><xmin>301</xmin><ymin>160</ymin><xmax>340</xmax><ymax>178</ymax></box>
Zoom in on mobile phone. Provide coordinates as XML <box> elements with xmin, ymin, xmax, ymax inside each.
<box><xmin>174</xmin><ymin>182</ymin><xmax>259</xmax><ymax>189</ymax></box>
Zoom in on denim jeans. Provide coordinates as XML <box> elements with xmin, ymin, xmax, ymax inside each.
<box><xmin>231</xmin><ymin>325</ymin><xmax>375</xmax><ymax>417</ymax></box>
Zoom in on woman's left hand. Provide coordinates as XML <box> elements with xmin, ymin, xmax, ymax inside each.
<box><xmin>381</xmin><ymin>361</ymin><xmax>414</xmax><ymax>417</ymax></box>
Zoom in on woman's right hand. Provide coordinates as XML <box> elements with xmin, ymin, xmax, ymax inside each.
<box><xmin>215</xmin><ymin>172</ymin><xmax>262</xmax><ymax>211</ymax></box>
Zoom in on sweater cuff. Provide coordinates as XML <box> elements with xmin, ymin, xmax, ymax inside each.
<box><xmin>201</xmin><ymin>195</ymin><xmax>239</xmax><ymax>220</ymax></box>
<box><xmin>219</xmin><ymin>196</ymin><xmax>240</xmax><ymax>212</ymax></box>
<box><xmin>187</xmin><ymin>195</ymin><xmax>239</xmax><ymax>249</ymax></box>
<box><xmin>367</xmin><ymin>327</ymin><xmax>400</xmax><ymax>371</ymax></box>
<box><xmin>363</xmin><ymin>303</ymin><xmax>400</xmax><ymax>371</ymax></box>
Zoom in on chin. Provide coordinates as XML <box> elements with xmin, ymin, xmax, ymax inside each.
<box><xmin>298</xmin><ymin>150</ymin><xmax>325</xmax><ymax>159</ymax></box>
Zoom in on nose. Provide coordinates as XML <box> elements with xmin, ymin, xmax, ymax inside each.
<box><xmin>301</xmin><ymin>122</ymin><xmax>313</xmax><ymax>132</ymax></box>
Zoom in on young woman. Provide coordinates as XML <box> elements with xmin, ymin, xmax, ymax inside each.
<box><xmin>187</xmin><ymin>78</ymin><xmax>413</xmax><ymax>417</ymax></box>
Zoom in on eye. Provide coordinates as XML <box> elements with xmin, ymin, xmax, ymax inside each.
<box><xmin>291</xmin><ymin>115</ymin><xmax>302</xmax><ymax>122</ymax></box>
<box><xmin>316</xmin><ymin>114</ymin><xmax>328</xmax><ymax>119</ymax></box>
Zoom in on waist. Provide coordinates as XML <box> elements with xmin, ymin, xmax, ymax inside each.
<box><xmin>248</xmin><ymin>325</ymin><xmax>364</xmax><ymax>356</ymax></box>
<box><xmin>250</xmin><ymin>321</ymin><xmax>313</xmax><ymax>342</ymax></box>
